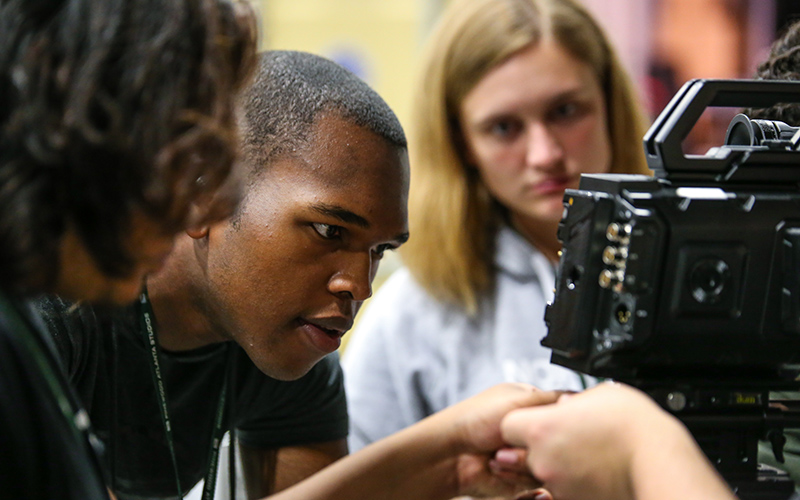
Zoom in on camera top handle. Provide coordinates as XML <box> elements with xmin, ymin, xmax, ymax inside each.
<box><xmin>644</xmin><ymin>79</ymin><xmax>800</xmax><ymax>185</ymax></box>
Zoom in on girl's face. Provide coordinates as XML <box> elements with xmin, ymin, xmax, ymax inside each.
<box><xmin>459</xmin><ymin>39</ymin><xmax>612</xmax><ymax>239</ymax></box>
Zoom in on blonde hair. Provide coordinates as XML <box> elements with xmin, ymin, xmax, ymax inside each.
<box><xmin>403</xmin><ymin>0</ymin><xmax>650</xmax><ymax>315</ymax></box>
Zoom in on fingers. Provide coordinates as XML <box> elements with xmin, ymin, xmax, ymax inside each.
<box><xmin>491</xmin><ymin>447</ymin><xmax>527</xmax><ymax>471</ymax></box>
<box><xmin>516</xmin><ymin>387</ymin><xmax>562</xmax><ymax>408</ymax></box>
<box><xmin>514</xmin><ymin>488</ymin><xmax>553</xmax><ymax>500</ymax></box>
<box><xmin>500</xmin><ymin>406</ymin><xmax>550</xmax><ymax>448</ymax></box>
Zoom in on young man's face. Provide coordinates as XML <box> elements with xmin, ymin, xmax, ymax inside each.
<box><xmin>202</xmin><ymin>113</ymin><xmax>409</xmax><ymax>380</ymax></box>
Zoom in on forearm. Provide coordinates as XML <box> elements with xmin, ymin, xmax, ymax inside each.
<box><xmin>630</xmin><ymin>422</ymin><xmax>737</xmax><ymax>500</ymax></box>
<box><xmin>266</xmin><ymin>383</ymin><xmax>558</xmax><ymax>500</ymax></box>
<box><xmin>267</xmin><ymin>412</ymin><xmax>460</xmax><ymax>500</ymax></box>
<box><xmin>241</xmin><ymin>440</ymin><xmax>348</xmax><ymax>498</ymax></box>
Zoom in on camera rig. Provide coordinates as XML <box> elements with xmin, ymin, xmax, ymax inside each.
<box><xmin>543</xmin><ymin>79</ymin><xmax>800</xmax><ymax>500</ymax></box>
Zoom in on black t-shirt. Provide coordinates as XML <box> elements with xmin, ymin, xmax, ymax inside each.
<box><xmin>0</xmin><ymin>295</ymin><xmax>109</xmax><ymax>500</ymax></box>
<box><xmin>35</xmin><ymin>295</ymin><xmax>348</xmax><ymax>500</ymax></box>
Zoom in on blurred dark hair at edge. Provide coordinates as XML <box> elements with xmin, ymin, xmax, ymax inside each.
<box><xmin>0</xmin><ymin>0</ymin><xmax>257</xmax><ymax>295</ymax></box>
<box><xmin>745</xmin><ymin>19</ymin><xmax>800</xmax><ymax>125</ymax></box>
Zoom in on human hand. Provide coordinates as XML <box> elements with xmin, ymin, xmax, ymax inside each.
<box><xmin>499</xmin><ymin>382</ymin><xmax>735</xmax><ymax>500</ymax></box>
<box><xmin>428</xmin><ymin>383</ymin><xmax>561</xmax><ymax>497</ymax></box>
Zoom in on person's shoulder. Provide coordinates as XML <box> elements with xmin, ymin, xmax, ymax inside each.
<box><xmin>31</xmin><ymin>294</ymin><xmax>124</xmax><ymax>374</ymax></box>
<box><xmin>33</xmin><ymin>295</ymin><xmax>98</xmax><ymax>340</ymax></box>
<box><xmin>34</xmin><ymin>294</ymin><xmax>90</xmax><ymax>319</ymax></box>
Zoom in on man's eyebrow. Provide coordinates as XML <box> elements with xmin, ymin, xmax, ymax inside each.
<box><xmin>310</xmin><ymin>203</ymin><xmax>410</xmax><ymax>243</ymax></box>
<box><xmin>311</xmin><ymin>203</ymin><xmax>370</xmax><ymax>228</ymax></box>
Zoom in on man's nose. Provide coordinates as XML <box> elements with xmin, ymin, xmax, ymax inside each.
<box><xmin>328</xmin><ymin>252</ymin><xmax>375</xmax><ymax>301</ymax></box>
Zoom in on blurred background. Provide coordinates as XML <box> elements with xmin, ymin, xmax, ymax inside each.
<box><xmin>256</xmin><ymin>0</ymin><xmax>800</xmax><ymax>150</ymax></box>
<box><xmin>252</xmin><ymin>0</ymin><xmax>800</xmax><ymax>345</ymax></box>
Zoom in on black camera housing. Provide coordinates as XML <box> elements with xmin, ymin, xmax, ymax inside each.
<box><xmin>542</xmin><ymin>79</ymin><xmax>800</xmax><ymax>499</ymax></box>
<box><xmin>543</xmin><ymin>79</ymin><xmax>800</xmax><ymax>384</ymax></box>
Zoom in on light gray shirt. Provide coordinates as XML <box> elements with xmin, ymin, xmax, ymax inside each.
<box><xmin>342</xmin><ymin>226</ymin><xmax>591</xmax><ymax>452</ymax></box>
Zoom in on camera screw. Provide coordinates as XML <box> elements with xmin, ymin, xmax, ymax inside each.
<box><xmin>666</xmin><ymin>391</ymin><xmax>687</xmax><ymax>412</ymax></box>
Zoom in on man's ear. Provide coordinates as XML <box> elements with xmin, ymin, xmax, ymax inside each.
<box><xmin>186</xmin><ymin>225</ymin><xmax>209</xmax><ymax>240</ymax></box>
<box><xmin>184</xmin><ymin>202</ymin><xmax>212</xmax><ymax>240</ymax></box>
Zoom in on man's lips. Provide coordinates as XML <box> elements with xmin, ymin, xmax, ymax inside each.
<box><xmin>298</xmin><ymin>317</ymin><xmax>352</xmax><ymax>354</ymax></box>
<box><xmin>300</xmin><ymin>316</ymin><xmax>353</xmax><ymax>338</ymax></box>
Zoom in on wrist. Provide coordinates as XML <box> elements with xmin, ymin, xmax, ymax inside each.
<box><xmin>394</xmin><ymin>411</ymin><xmax>464</xmax><ymax>497</ymax></box>
<box><xmin>629</xmin><ymin>416</ymin><xmax>735</xmax><ymax>500</ymax></box>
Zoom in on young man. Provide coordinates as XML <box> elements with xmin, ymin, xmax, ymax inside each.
<box><xmin>0</xmin><ymin>0</ymin><xmax>256</xmax><ymax>498</ymax></box>
<box><xmin>36</xmin><ymin>51</ymin><xmax>553</xmax><ymax>500</ymax></box>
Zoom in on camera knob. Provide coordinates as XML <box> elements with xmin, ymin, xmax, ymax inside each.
<box><xmin>602</xmin><ymin>245</ymin><xmax>628</xmax><ymax>267</ymax></box>
<box><xmin>606</xmin><ymin>222</ymin><xmax>632</xmax><ymax>242</ymax></box>
<box><xmin>599</xmin><ymin>269</ymin><xmax>625</xmax><ymax>289</ymax></box>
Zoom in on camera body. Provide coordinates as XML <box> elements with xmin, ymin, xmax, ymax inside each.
<box><xmin>543</xmin><ymin>79</ymin><xmax>800</xmax><ymax>384</ymax></box>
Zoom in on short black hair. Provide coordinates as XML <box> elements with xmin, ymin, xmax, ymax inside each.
<box><xmin>239</xmin><ymin>50</ymin><xmax>407</xmax><ymax>170</ymax></box>
<box><xmin>745</xmin><ymin>20</ymin><xmax>800</xmax><ymax>125</ymax></box>
<box><xmin>0</xmin><ymin>0</ymin><xmax>257</xmax><ymax>294</ymax></box>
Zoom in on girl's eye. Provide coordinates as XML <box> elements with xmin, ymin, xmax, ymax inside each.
<box><xmin>550</xmin><ymin>102</ymin><xmax>582</xmax><ymax>122</ymax></box>
<box><xmin>488</xmin><ymin>119</ymin><xmax>521</xmax><ymax>139</ymax></box>
<box><xmin>312</xmin><ymin>223</ymin><xmax>342</xmax><ymax>240</ymax></box>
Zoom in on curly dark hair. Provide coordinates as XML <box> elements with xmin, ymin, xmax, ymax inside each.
<box><xmin>0</xmin><ymin>0</ymin><xmax>257</xmax><ymax>295</ymax></box>
<box><xmin>745</xmin><ymin>20</ymin><xmax>800</xmax><ymax>125</ymax></box>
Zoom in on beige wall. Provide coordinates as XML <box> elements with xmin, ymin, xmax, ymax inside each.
<box><xmin>257</xmin><ymin>0</ymin><xmax>437</xmax><ymax>130</ymax></box>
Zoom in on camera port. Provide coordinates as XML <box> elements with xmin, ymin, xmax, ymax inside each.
<box><xmin>614</xmin><ymin>304</ymin><xmax>632</xmax><ymax>325</ymax></box>
<box><xmin>689</xmin><ymin>258</ymin><xmax>730</xmax><ymax>304</ymax></box>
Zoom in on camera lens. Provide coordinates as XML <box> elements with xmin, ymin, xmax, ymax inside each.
<box><xmin>688</xmin><ymin>258</ymin><xmax>730</xmax><ymax>304</ymax></box>
<box><xmin>724</xmin><ymin>113</ymin><xmax>799</xmax><ymax>146</ymax></box>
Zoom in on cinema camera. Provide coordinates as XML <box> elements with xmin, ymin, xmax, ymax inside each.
<box><xmin>543</xmin><ymin>79</ymin><xmax>800</xmax><ymax>500</ymax></box>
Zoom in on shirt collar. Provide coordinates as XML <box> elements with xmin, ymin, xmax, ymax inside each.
<box><xmin>494</xmin><ymin>225</ymin><xmax>557</xmax><ymax>300</ymax></box>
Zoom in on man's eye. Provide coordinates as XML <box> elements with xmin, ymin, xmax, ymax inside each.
<box><xmin>312</xmin><ymin>223</ymin><xmax>342</xmax><ymax>240</ymax></box>
<box><xmin>373</xmin><ymin>244</ymin><xmax>395</xmax><ymax>259</ymax></box>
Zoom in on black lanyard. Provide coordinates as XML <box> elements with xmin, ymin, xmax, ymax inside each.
<box><xmin>138</xmin><ymin>291</ymin><xmax>230</xmax><ymax>500</ymax></box>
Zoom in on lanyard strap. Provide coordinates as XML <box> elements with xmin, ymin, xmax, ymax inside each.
<box><xmin>138</xmin><ymin>291</ymin><xmax>230</xmax><ymax>500</ymax></box>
